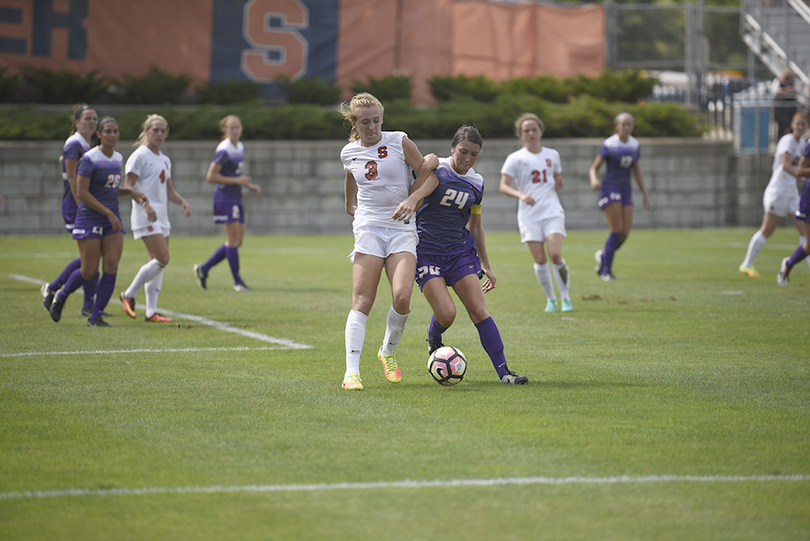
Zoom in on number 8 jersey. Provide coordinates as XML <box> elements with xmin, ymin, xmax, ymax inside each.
<box><xmin>341</xmin><ymin>131</ymin><xmax>414</xmax><ymax>230</ymax></box>
<box><xmin>500</xmin><ymin>146</ymin><xmax>564</xmax><ymax>222</ymax></box>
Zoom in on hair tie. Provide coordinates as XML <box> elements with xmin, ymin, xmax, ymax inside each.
<box><xmin>74</xmin><ymin>105</ymin><xmax>91</xmax><ymax>120</ymax></box>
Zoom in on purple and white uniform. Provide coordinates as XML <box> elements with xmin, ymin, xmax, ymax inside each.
<box><xmin>415</xmin><ymin>157</ymin><xmax>484</xmax><ymax>289</ymax></box>
<box><xmin>597</xmin><ymin>133</ymin><xmax>640</xmax><ymax>210</ymax></box>
<box><xmin>797</xmin><ymin>141</ymin><xmax>810</xmax><ymax>223</ymax></box>
<box><xmin>212</xmin><ymin>138</ymin><xmax>245</xmax><ymax>224</ymax></box>
<box><xmin>61</xmin><ymin>132</ymin><xmax>92</xmax><ymax>228</ymax></box>
<box><xmin>72</xmin><ymin>146</ymin><xmax>125</xmax><ymax>240</ymax></box>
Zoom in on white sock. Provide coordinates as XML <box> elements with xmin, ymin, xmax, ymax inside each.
<box><xmin>144</xmin><ymin>269</ymin><xmax>163</xmax><ymax>318</ymax></box>
<box><xmin>552</xmin><ymin>259</ymin><xmax>571</xmax><ymax>302</ymax></box>
<box><xmin>125</xmin><ymin>259</ymin><xmax>165</xmax><ymax>299</ymax></box>
<box><xmin>533</xmin><ymin>262</ymin><xmax>556</xmax><ymax>302</ymax></box>
<box><xmin>382</xmin><ymin>305</ymin><xmax>409</xmax><ymax>355</ymax></box>
<box><xmin>345</xmin><ymin>310</ymin><xmax>368</xmax><ymax>377</ymax></box>
<box><xmin>742</xmin><ymin>231</ymin><xmax>766</xmax><ymax>268</ymax></box>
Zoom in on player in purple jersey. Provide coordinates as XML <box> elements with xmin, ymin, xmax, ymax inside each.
<box><xmin>41</xmin><ymin>104</ymin><xmax>104</xmax><ymax>318</ymax></box>
<box><xmin>119</xmin><ymin>114</ymin><xmax>191</xmax><ymax>323</ymax></box>
<box><xmin>48</xmin><ymin>117</ymin><xmax>148</xmax><ymax>326</ymax></box>
<box><xmin>777</xmin><ymin>138</ymin><xmax>810</xmax><ymax>287</ymax></box>
<box><xmin>416</xmin><ymin>125</ymin><xmax>528</xmax><ymax>385</ymax></box>
<box><xmin>338</xmin><ymin>92</ymin><xmax>438</xmax><ymax>390</ymax></box>
<box><xmin>589</xmin><ymin>113</ymin><xmax>651</xmax><ymax>281</ymax></box>
<box><xmin>741</xmin><ymin>112</ymin><xmax>809</xmax><ymax>277</ymax></box>
<box><xmin>193</xmin><ymin>115</ymin><xmax>261</xmax><ymax>292</ymax></box>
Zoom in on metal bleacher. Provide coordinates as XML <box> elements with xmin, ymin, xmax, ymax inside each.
<box><xmin>741</xmin><ymin>0</ymin><xmax>810</xmax><ymax>86</ymax></box>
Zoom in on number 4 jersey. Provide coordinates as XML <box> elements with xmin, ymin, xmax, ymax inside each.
<box><xmin>341</xmin><ymin>131</ymin><xmax>414</xmax><ymax>230</ymax></box>
<box><xmin>500</xmin><ymin>146</ymin><xmax>564</xmax><ymax>222</ymax></box>
<box><xmin>416</xmin><ymin>156</ymin><xmax>484</xmax><ymax>255</ymax></box>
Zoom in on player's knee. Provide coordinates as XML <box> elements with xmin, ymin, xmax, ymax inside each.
<box><xmin>548</xmin><ymin>251</ymin><xmax>562</xmax><ymax>264</ymax></box>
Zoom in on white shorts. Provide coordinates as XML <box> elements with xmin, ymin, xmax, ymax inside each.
<box><xmin>763</xmin><ymin>189</ymin><xmax>799</xmax><ymax>217</ymax></box>
<box><xmin>519</xmin><ymin>215</ymin><xmax>567</xmax><ymax>243</ymax></box>
<box><xmin>349</xmin><ymin>224</ymin><xmax>418</xmax><ymax>263</ymax></box>
<box><xmin>133</xmin><ymin>220</ymin><xmax>171</xmax><ymax>240</ymax></box>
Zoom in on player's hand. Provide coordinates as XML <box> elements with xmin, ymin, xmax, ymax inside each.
<box><xmin>248</xmin><ymin>182</ymin><xmax>261</xmax><ymax>195</ymax></box>
<box><xmin>423</xmin><ymin>153</ymin><xmax>439</xmax><ymax>171</ymax></box>
<box><xmin>643</xmin><ymin>195</ymin><xmax>651</xmax><ymax>210</ymax></box>
<box><xmin>555</xmin><ymin>177</ymin><xmax>564</xmax><ymax>190</ymax></box>
<box><xmin>346</xmin><ymin>205</ymin><xmax>357</xmax><ymax>217</ymax></box>
<box><xmin>181</xmin><ymin>199</ymin><xmax>192</xmax><ymax>217</ymax></box>
<box><xmin>392</xmin><ymin>196</ymin><xmax>419</xmax><ymax>222</ymax></box>
<box><xmin>144</xmin><ymin>202</ymin><xmax>157</xmax><ymax>223</ymax></box>
<box><xmin>590</xmin><ymin>179</ymin><xmax>601</xmax><ymax>190</ymax></box>
<box><xmin>520</xmin><ymin>193</ymin><xmax>536</xmax><ymax>206</ymax></box>
<box><xmin>108</xmin><ymin>213</ymin><xmax>122</xmax><ymax>233</ymax></box>
<box><xmin>482</xmin><ymin>267</ymin><xmax>496</xmax><ymax>292</ymax></box>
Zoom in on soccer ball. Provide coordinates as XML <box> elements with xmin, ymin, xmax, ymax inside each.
<box><xmin>427</xmin><ymin>346</ymin><xmax>467</xmax><ymax>386</ymax></box>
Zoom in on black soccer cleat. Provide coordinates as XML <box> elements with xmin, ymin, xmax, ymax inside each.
<box><xmin>41</xmin><ymin>283</ymin><xmax>55</xmax><ymax>312</ymax></box>
<box><xmin>427</xmin><ymin>336</ymin><xmax>443</xmax><ymax>356</ymax></box>
<box><xmin>87</xmin><ymin>316</ymin><xmax>112</xmax><ymax>327</ymax></box>
<box><xmin>49</xmin><ymin>295</ymin><xmax>66</xmax><ymax>323</ymax></box>
<box><xmin>193</xmin><ymin>264</ymin><xmax>207</xmax><ymax>289</ymax></box>
<box><xmin>81</xmin><ymin>308</ymin><xmax>112</xmax><ymax>317</ymax></box>
<box><xmin>500</xmin><ymin>370</ymin><xmax>528</xmax><ymax>385</ymax></box>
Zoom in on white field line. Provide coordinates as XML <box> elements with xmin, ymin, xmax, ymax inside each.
<box><xmin>1</xmin><ymin>475</ymin><xmax>807</xmax><ymax>501</ymax></box>
<box><xmin>7</xmin><ymin>274</ymin><xmax>312</xmax><ymax>350</ymax></box>
<box><xmin>0</xmin><ymin>347</ymin><xmax>276</xmax><ymax>358</ymax></box>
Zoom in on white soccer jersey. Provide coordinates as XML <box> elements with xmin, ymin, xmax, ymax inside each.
<box><xmin>341</xmin><ymin>131</ymin><xmax>415</xmax><ymax>230</ymax></box>
<box><xmin>126</xmin><ymin>145</ymin><xmax>172</xmax><ymax>230</ymax></box>
<box><xmin>764</xmin><ymin>133</ymin><xmax>804</xmax><ymax>200</ymax></box>
<box><xmin>500</xmin><ymin>146</ymin><xmax>564</xmax><ymax>221</ymax></box>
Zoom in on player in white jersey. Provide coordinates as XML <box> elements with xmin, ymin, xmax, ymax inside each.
<box><xmin>338</xmin><ymin>92</ymin><xmax>438</xmax><ymax>391</ymax></box>
<box><xmin>500</xmin><ymin>113</ymin><xmax>572</xmax><ymax>312</ymax></box>
<box><xmin>119</xmin><ymin>115</ymin><xmax>191</xmax><ymax>323</ymax></box>
<box><xmin>740</xmin><ymin>112</ymin><xmax>809</xmax><ymax>277</ymax></box>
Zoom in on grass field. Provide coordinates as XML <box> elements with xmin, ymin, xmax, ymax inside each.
<box><xmin>1</xmin><ymin>228</ymin><xmax>808</xmax><ymax>540</ymax></box>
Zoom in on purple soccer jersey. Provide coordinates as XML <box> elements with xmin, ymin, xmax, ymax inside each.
<box><xmin>213</xmin><ymin>139</ymin><xmax>244</xmax><ymax>197</ymax></box>
<box><xmin>415</xmin><ymin>158</ymin><xmax>484</xmax><ymax>288</ymax></box>
<box><xmin>61</xmin><ymin>132</ymin><xmax>91</xmax><ymax>227</ymax></box>
<box><xmin>72</xmin><ymin>147</ymin><xmax>124</xmax><ymax>238</ymax></box>
<box><xmin>597</xmin><ymin>133</ymin><xmax>640</xmax><ymax>208</ymax></box>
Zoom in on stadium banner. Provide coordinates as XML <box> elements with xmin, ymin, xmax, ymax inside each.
<box><xmin>0</xmin><ymin>0</ymin><xmax>603</xmax><ymax>104</ymax></box>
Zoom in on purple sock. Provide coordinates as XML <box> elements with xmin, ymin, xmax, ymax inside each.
<box><xmin>428</xmin><ymin>314</ymin><xmax>449</xmax><ymax>341</ymax></box>
<box><xmin>202</xmin><ymin>244</ymin><xmax>227</xmax><ymax>274</ymax></box>
<box><xmin>50</xmin><ymin>258</ymin><xmax>81</xmax><ymax>291</ymax></box>
<box><xmin>786</xmin><ymin>246</ymin><xmax>809</xmax><ymax>271</ymax></box>
<box><xmin>225</xmin><ymin>246</ymin><xmax>242</xmax><ymax>284</ymax></box>
<box><xmin>57</xmin><ymin>268</ymin><xmax>87</xmax><ymax>301</ymax></box>
<box><xmin>603</xmin><ymin>232</ymin><xmax>623</xmax><ymax>275</ymax></box>
<box><xmin>82</xmin><ymin>271</ymin><xmax>99</xmax><ymax>312</ymax></box>
<box><xmin>91</xmin><ymin>273</ymin><xmax>116</xmax><ymax>321</ymax></box>
<box><xmin>475</xmin><ymin>316</ymin><xmax>508</xmax><ymax>379</ymax></box>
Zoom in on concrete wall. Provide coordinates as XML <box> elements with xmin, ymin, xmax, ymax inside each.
<box><xmin>0</xmin><ymin>138</ymin><xmax>773</xmax><ymax>236</ymax></box>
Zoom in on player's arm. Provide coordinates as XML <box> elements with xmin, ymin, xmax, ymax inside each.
<box><xmin>467</xmin><ymin>209</ymin><xmax>496</xmax><ymax>292</ymax></box>
<box><xmin>632</xmin><ymin>161</ymin><xmax>651</xmax><ymax>210</ymax></box>
<box><xmin>782</xmin><ymin>151</ymin><xmax>800</xmax><ymax>178</ymax></box>
<box><xmin>344</xmin><ymin>170</ymin><xmax>357</xmax><ymax>216</ymax></box>
<box><xmin>166</xmin><ymin>177</ymin><xmax>191</xmax><ymax>217</ymax></box>
<box><xmin>589</xmin><ymin>155</ymin><xmax>604</xmax><ymax>190</ymax></box>
<box><xmin>125</xmin><ymin>171</ymin><xmax>156</xmax><ymax>222</ymax></box>
<box><xmin>394</xmin><ymin>139</ymin><xmax>438</xmax><ymax>221</ymax></box>
<box><xmin>499</xmin><ymin>173</ymin><xmax>535</xmax><ymax>205</ymax></box>
<box><xmin>796</xmin><ymin>155</ymin><xmax>810</xmax><ymax>178</ymax></box>
<box><xmin>64</xmin><ymin>158</ymin><xmax>80</xmax><ymax>204</ymax></box>
<box><xmin>554</xmin><ymin>172</ymin><xmax>564</xmax><ymax>190</ymax></box>
<box><xmin>206</xmin><ymin>161</ymin><xmax>258</xmax><ymax>193</ymax></box>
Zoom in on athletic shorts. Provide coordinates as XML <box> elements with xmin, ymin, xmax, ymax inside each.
<box><xmin>133</xmin><ymin>219</ymin><xmax>171</xmax><ymax>240</ymax></box>
<box><xmin>415</xmin><ymin>244</ymin><xmax>482</xmax><ymax>290</ymax></box>
<box><xmin>598</xmin><ymin>185</ymin><xmax>633</xmax><ymax>210</ymax></box>
<box><xmin>213</xmin><ymin>192</ymin><xmax>244</xmax><ymax>225</ymax></box>
<box><xmin>72</xmin><ymin>212</ymin><xmax>125</xmax><ymax>240</ymax></box>
<box><xmin>349</xmin><ymin>224</ymin><xmax>418</xmax><ymax>263</ymax></box>
<box><xmin>519</xmin><ymin>215</ymin><xmax>567</xmax><ymax>243</ymax></box>
<box><xmin>763</xmin><ymin>189</ymin><xmax>799</xmax><ymax>218</ymax></box>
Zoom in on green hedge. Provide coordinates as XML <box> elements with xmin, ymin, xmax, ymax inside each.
<box><xmin>0</xmin><ymin>97</ymin><xmax>701</xmax><ymax>141</ymax></box>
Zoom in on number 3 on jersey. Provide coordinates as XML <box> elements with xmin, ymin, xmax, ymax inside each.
<box><xmin>365</xmin><ymin>160</ymin><xmax>378</xmax><ymax>180</ymax></box>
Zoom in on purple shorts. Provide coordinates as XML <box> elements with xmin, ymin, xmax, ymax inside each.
<box><xmin>72</xmin><ymin>212</ymin><xmax>125</xmax><ymax>240</ymax></box>
<box><xmin>597</xmin><ymin>184</ymin><xmax>633</xmax><ymax>210</ymax></box>
<box><xmin>415</xmin><ymin>245</ymin><xmax>483</xmax><ymax>290</ymax></box>
<box><xmin>62</xmin><ymin>198</ymin><xmax>77</xmax><ymax>229</ymax></box>
<box><xmin>213</xmin><ymin>192</ymin><xmax>244</xmax><ymax>224</ymax></box>
<box><xmin>796</xmin><ymin>179</ymin><xmax>810</xmax><ymax>223</ymax></box>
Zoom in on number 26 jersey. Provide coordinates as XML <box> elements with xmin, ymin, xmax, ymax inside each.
<box><xmin>341</xmin><ymin>131</ymin><xmax>414</xmax><ymax>230</ymax></box>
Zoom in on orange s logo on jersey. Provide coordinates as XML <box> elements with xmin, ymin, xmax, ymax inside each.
<box><xmin>378</xmin><ymin>146</ymin><xmax>387</xmax><ymax>159</ymax></box>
